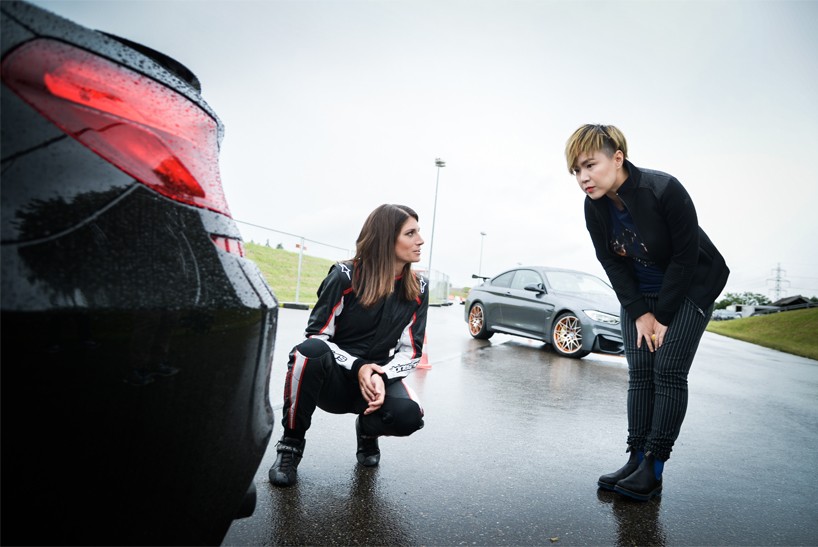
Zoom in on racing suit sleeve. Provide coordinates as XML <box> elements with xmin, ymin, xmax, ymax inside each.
<box><xmin>304</xmin><ymin>264</ymin><xmax>362</xmax><ymax>371</ymax></box>
<box><xmin>380</xmin><ymin>276</ymin><xmax>429</xmax><ymax>382</ymax></box>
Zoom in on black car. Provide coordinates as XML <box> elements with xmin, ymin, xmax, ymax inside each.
<box><xmin>1</xmin><ymin>2</ymin><xmax>277</xmax><ymax>544</ymax></box>
<box><xmin>465</xmin><ymin>266</ymin><xmax>624</xmax><ymax>358</ymax></box>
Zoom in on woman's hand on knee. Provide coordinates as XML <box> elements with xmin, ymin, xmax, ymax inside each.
<box><xmin>635</xmin><ymin>312</ymin><xmax>657</xmax><ymax>352</ymax></box>
<box><xmin>652</xmin><ymin>321</ymin><xmax>668</xmax><ymax>349</ymax></box>
<box><xmin>358</xmin><ymin>363</ymin><xmax>386</xmax><ymax>414</ymax></box>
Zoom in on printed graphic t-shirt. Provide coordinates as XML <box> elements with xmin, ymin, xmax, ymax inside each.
<box><xmin>607</xmin><ymin>198</ymin><xmax>664</xmax><ymax>293</ymax></box>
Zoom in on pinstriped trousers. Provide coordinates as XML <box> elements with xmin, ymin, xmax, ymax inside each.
<box><xmin>621</xmin><ymin>296</ymin><xmax>713</xmax><ymax>462</ymax></box>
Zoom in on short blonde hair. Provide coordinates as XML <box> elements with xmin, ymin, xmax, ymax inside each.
<box><xmin>565</xmin><ymin>124</ymin><xmax>628</xmax><ymax>174</ymax></box>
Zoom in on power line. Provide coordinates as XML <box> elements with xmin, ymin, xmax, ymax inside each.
<box><xmin>767</xmin><ymin>263</ymin><xmax>791</xmax><ymax>300</ymax></box>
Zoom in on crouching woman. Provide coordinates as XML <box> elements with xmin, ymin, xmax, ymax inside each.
<box><xmin>269</xmin><ymin>204</ymin><xmax>428</xmax><ymax>487</ymax></box>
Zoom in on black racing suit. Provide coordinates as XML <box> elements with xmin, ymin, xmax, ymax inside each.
<box><xmin>281</xmin><ymin>260</ymin><xmax>428</xmax><ymax>438</ymax></box>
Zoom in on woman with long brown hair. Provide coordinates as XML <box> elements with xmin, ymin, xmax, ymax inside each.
<box><xmin>269</xmin><ymin>204</ymin><xmax>429</xmax><ymax>487</ymax></box>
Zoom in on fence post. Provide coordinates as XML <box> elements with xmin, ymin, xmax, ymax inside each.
<box><xmin>295</xmin><ymin>237</ymin><xmax>305</xmax><ymax>303</ymax></box>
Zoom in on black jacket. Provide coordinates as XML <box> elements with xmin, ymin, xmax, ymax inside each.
<box><xmin>585</xmin><ymin>160</ymin><xmax>729</xmax><ymax>325</ymax></box>
<box><xmin>304</xmin><ymin>260</ymin><xmax>429</xmax><ymax>381</ymax></box>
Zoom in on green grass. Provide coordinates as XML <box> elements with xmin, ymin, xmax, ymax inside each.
<box><xmin>245</xmin><ymin>242</ymin><xmax>336</xmax><ymax>305</ymax></box>
<box><xmin>706</xmin><ymin>307</ymin><xmax>818</xmax><ymax>361</ymax></box>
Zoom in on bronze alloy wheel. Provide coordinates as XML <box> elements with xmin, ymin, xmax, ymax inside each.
<box><xmin>552</xmin><ymin>312</ymin><xmax>590</xmax><ymax>358</ymax></box>
<box><xmin>468</xmin><ymin>303</ymin><xmax>493</xmax><ymax>339</ymax></box>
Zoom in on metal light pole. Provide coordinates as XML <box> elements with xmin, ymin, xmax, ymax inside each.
<box><xmin>428</xmin><ymin>157</ymin><xmax>445</xmax><ymax>276</ymax></box>
<box><xmin>479</xmin><ymin>231</ymin><xmax>486</xmax><ymax>276</ymax></box>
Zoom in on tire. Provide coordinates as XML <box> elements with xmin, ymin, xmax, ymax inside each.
<box><xmin>551</xmin><ymin>312</ymin><xmax>590</xmax><ymax>358</ymax></box>
<box><xmin>468</xmin><ymin>303</ymin><xmax>494</xmax><ymax>339</ymax></box>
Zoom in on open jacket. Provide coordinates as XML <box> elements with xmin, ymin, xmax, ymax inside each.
<box><xmin>585</xmin><ymin>160</ymin><xmax>729</xmax><ymax>326</ymax></box>
<box><xmin>303</xmin><ymin>260</ymin><xmax>428</xmax><ymax>382</ymax></box>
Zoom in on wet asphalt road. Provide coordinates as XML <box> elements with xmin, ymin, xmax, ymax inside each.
<box><xmin>223</xmin><ymin>305</ymin><xmax>818</xmax><ymax>546</ymax></box>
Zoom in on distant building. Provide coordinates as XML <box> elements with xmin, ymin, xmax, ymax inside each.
<box><xmin>728</xmin><ymin>295</ymin><xmax>815</xmax><ymax>317</ymax></box>
<box><xmin>728</xmin><ymin>304</ymin><xmax>778</xmax><ymax>317</ymax></box>
<box><xmin>772</xmin><ymin>295</ymin><xmax>810</xmax><ymax>307</ymax></box>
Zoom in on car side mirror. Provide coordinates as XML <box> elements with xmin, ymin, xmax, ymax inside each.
<box><xmin>524</xmin><ymin>283</ymin><xmax>545</xmax><ymax>294</ymax></box>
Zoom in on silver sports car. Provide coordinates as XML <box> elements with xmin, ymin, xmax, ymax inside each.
<box><xmin>464</xmin><ymin>266</ymin><xmax>624</xmax><ymax>358</ymax></box>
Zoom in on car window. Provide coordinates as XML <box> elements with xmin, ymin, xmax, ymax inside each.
<box><xmin>491</xmin><ymin>271</ymin><xmax>515</xmax><ymax>288</ymax></box>
<box><xmin>510</xmin><ymin>269</ymin><xmax>542</xmax><ymax>290</ymax></box>
<box><xmin>545</xmin><ymin>271</ymin><xmax>614</xmax><ymax>296</ymax></box>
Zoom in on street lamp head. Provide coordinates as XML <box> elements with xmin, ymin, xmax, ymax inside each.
<box><xmin>435</xmin><ymin>158</ymin><xmax>446</xmax><ymax>168</ymax></box>
<box><xmin>480</xmin><ymin>231</ymin><xmax>486</xmax><ymax>236</ymax></box>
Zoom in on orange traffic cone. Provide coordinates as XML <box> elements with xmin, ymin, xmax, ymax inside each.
<box><xmin>417</xmin><ymin>334</ymin><xmax>431</xmax><ymax>369</ymax></box>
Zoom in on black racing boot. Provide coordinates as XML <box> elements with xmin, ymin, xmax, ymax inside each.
<box><xmin>598</xmin><ymin>447</ymin><xmax>643</xmax><ymax>491</ymax></box>
<box><xmin>356</xmin><ymin>416</ymin><xmax>380</xmax><ymax>467</ymax></box>
<box><xmin>614</xmin><ymin>451</ymin><xmax>663</xmax><ymax>501</ymax></box>
<box><xmin>268</xmin><ymin>437</ymin><xmax>306</xmax><ymax>487</ymax></box>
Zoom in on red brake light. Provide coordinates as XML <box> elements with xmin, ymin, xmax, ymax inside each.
<box><xmin>1</xmin><ymin>39</ymin><xmax>231</xmax><ymax>216</ymax></box>
<box><xmin>211</xmin><ymin>235</ymin><xmax>245</xmax><ymax>257</ymax></box>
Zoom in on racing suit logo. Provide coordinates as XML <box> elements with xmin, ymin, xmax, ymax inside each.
<box><xmin>391</xmin><ymin>360</ymin><xmax>418</xmax><ymax>373</ymax></box>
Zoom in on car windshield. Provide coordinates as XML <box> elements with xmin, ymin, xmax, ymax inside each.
<box><xmin>545</xmin><ymin>271</ymin><xmax>614</xmax><ymax>296</ymax></box>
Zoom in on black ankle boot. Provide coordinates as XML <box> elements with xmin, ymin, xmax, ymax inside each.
<box><xmin>598</xmin><ymin>447</ymin><xmax>643</xmax><ymax>491</ymax></box>
<box><xmin>356</xmin><ymin>416</ymin><xmax>380</xmax><ymax>467</ymax></box>
<box><xmin>268</xmin><ymin>437</ymin><xmax>306</xmax><ymax>487</ymax></box>
<box><xmin>614</xmin><ymin>451</ymin><xmax>663</xmax><ymax>501</ymax></box>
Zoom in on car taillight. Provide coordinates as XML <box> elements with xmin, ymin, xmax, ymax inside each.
<box><xmin>1</xmin><ymin>39</ymin><xmax>231</xmax><ymax>216</ymax></box>
<box><xmin>211</xmin><ymin>235</ymin><xmax>245</xmax><ymax>257</ymax></box>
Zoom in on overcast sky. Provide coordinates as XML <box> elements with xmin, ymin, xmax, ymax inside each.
<box><xmin>28</xmin><ymin>0</ymin><xmax>818</xmax><ymax>298</ymax></box>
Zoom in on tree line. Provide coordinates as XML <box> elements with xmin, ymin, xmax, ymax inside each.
<box><xmin>715</xmin><ymin>292</ymin><xmax>818</xmax><ymax>309</ymax></box>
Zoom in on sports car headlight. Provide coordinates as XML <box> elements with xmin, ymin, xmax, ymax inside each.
<box><xmin>584</xmin><ymin>310</ymin><xmax>620</xmax><ymax>325</ymax></box>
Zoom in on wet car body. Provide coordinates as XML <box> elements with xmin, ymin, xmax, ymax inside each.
<box><xmin>464</xmin><ymin>266</ymin><xmax>623</xmax><ymax>358</ymax></box>
<box><xmin>1</xmin><ymin>2</ymin><xmax>277</xmax><ymax>544</ymax></box>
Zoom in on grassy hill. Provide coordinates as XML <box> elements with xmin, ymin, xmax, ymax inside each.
<box><xmin>706</xmin><ymin>307</ymin><xmax>818</xmax><ymax>361</ymax></box>
<box><xmin>245</xmin><ymin>242</ymin><xmax>336</xmax><ymax>305</ymax></box>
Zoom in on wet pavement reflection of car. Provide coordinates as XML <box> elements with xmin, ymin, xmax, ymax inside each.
<box><xmin>1</xmin><ymin>2</ymin><xmax>277</xmax><ymax>544</ymax></box>
<box><xmin>465</xmin><ymin>265</ymin><xmax>623</xmax><ymax>358</ymax></box>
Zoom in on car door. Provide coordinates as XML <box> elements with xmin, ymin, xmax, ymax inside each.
<box><xmin>478</xmin><ymin>270</ymin><xmax>515</xmax><ymax>329</ymax></box>
<box><xmin>499</xmin><ymin>269</ymin><xmax>555</xmax><ymax>337</ymax></box>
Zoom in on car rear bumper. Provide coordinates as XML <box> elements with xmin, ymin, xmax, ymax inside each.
<box><xmin>1</xmin><ymin>190</ymin><xmax>278</xmax><ymax>545</ymax></box>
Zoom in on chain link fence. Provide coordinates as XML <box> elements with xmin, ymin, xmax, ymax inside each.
<box><xmin>417</xmin><ymin>268</ymin><xmax>452</xmax><ymax>307</ymax></box>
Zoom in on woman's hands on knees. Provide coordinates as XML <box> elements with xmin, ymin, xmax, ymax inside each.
<box><xmin>358</xmin><ymin>363</ymin><xmax>386</xmax><ymax>414</ymax></box>
<box><xmin>635</xmin><ymin>312</ymin><xmax>668</xmax><ymax>352</ymax></box>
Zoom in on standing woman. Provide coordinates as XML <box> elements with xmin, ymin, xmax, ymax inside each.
<box><xmin>565</xmin><ymin>124</ymin><xmax>729</xmax><ymax>501</ymax></box>
<box><xmin>269</xmin><ymin>204</ymin><xmax>428</xmax><ymax>487</ymax></box>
